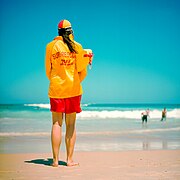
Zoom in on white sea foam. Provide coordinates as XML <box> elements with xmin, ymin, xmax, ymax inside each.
<box><xmin>0</xmin><ymin>127</ymin><xmax>179</xmax><ymax>137</ymax></box>
<box><xmin>24</xmin><ymin>103</ymin><xmax>90</xmax><ymax>109</ymax></box>
<box><xmin>78</xmin><ymin>127</ymin><xmax>180</xmax><ymax>135</ymax></box>
<box><xmin>77</xmin><ymin>109</ymin><xmax>180</xmax><ymax>119</ymax></box>
<box><xmin>24</xmin><ymin>104</ymin><xmax>180</xmax><ymax>119</ymax></box>
<box><xmin>24</xmin><ymin>104</ymin><xmax>50</xmax><ymax>109</ymax></box>
<box><xmin>0</xmin><ymin>132</ymin><xmax>50</xmax><ymax>137</ymax></box>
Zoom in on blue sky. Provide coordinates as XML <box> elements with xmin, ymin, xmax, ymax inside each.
<box><xmin>0</xmin><ymin>0</ymin><xmax>180</xmax><ymax>104</ymax></box>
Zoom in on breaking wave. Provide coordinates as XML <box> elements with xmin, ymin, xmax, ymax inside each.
<box><xmin>77</xmin><ymin>109</ymin><xmax>180</xmax><ymax>119</ymax></box>
<box><xmin>24</xmin><ymin>104</ymin><xmax>180</xmax><ymax>119</ymax></box>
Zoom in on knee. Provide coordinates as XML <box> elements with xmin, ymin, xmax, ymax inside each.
<box><xmin>66</xmin><ymin>124</ymin><xmax>75</xmax><ymax>138</ymax></box>
<box><xmin>53</xmin><ymin>120</ymin><xmax>63</xmax><ymax>127</ymax></box>
<box><xmin>52</xmin><ymin>113</ymin><xmax>63</xmax><ymax>126</ymax></box>
<box><xmin>66</xmin><ymin>124</ymin><xmax>75</xmax><ymax>130</ymax></box>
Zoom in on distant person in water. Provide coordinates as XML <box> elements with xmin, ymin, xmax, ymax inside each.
<box><xmin>161</xmin><ymin>108</ymin><xmax>167</xmax><ymax>121</ymax></box>
<box><xmin>141</xmin><ymin>109</ymin><xmax>150</xmax><ymax>124</ymax></box>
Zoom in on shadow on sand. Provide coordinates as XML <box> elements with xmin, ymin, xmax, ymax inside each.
<box><xmin>25</xmin><ymin>158</ymin><xmax>67</xmax><ymax>166</ymax></box>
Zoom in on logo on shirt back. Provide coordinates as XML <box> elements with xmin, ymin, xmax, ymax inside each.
<box><xmin>52</xmin><ymin>52</ymin><xmax>76</xmax><ymax>66</ymax></box>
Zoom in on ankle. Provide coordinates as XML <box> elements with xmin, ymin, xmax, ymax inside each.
<box><xmin>67</xmin><ymin>157</ymin><xmax>73</xmax><ymax>163</ymax></box>
<box><xmin>53</xmin><ymin>157</ymin><xmax>59</xmax><ymax>163</ymax></box>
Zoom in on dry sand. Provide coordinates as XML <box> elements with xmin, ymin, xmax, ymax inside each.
<box><xmin>0</xmin><ymin>150</ymin><xmax>180</xmax><ymax>180</ymax></box>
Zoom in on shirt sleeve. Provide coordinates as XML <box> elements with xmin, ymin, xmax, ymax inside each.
<box><xmin>45</xmin><ymin>43</ymin><xmax>52</xmax><ymax>80</ymax></box>
<box><xmin>78</xmin><ymin>68</ymin><xmax>87</xmax><ymax>82</ymax></box>
<box><xmin>75</xmin><ymin>43</ymin><xmax>89</xmax><ymax>72</ymax></box>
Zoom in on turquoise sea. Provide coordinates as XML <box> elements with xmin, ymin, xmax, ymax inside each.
<box><xmin>0</xmin><ymin>103</ymin><xmax>180</xmax><ymax>153</ymax></box>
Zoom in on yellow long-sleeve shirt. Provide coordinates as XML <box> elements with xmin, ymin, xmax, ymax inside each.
<box><xmin>45</xmin><ymin>36</ymin><xmax>89</xmax><ymax>98</ymax></box>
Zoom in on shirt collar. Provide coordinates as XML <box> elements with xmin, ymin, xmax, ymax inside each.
<box><xmin>54</xmin><ymin>36</ymin><xmax>63</xmax><ymax>41</ymax></box>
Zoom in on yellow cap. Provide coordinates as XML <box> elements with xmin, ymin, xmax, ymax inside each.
<box><xmin>58</xmin><ymin>19</ymin><xmax>71</xmax><ymax>29</ymax></box>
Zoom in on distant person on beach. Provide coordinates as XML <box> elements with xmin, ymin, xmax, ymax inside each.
<box><xmin>161</xmin><ymin>108</ymin><xmax>167</xmax><ymax>121</ymax></box>
<box><xmin>45</xmin><ymin>19</ymin><xmax>93</xmax><ymax>167</ymax></box>
<box><xmin>141</xmin><ymin>109</ymin><xmax>150</xmax><ymax>124</ymax></box>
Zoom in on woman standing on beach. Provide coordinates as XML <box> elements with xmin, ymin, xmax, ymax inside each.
<box><xmin>45</xmin><ymin>19</ymin><xmax>92</xmax><ymax>167</ymax></box>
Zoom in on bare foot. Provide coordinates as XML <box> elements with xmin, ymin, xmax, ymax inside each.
<box><xmin>51</xmin><ymin>162</ymin><xmax>58</xmax><ymax>167</ymax></box>
<box><xmin>67</xmin><ymin>161</ymin><xmax>79</xmax><ymax>167</ymax></box>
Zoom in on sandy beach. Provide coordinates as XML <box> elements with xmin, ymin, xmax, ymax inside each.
<box><xmin>1</xmin><ymin>104</ymin><xmax>180</xmax><ymax>179</ymax></box>
<box><xmin>0</xmin><ymin>150</ymin><xmax>180</xmax><ymax>180</ymax></box>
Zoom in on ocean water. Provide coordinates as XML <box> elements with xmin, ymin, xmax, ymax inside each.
<box><xmin>0</xmin><ymin>103</ymin><xmax>180</xmax><ymax>153</ymax></box>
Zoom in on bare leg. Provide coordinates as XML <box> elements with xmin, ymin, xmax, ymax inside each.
<box><xmin>65</xmin><ymin>112</ymin><xmax>79</xmax><ymax>166</ymax></box>
<box><xmin>51</xmin><ymin>112</ymin><xmax>63</xmax><ymax>167</ymax></box>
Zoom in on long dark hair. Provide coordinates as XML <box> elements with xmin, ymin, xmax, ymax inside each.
<box><xmin>58</xmin><ymin>28</ymin><xmax>76</xmax><ymax>53</ymax></box>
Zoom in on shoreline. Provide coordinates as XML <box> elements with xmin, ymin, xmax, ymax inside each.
<box><xmin>0</xmin><ymin>150</ymin><xmax>179</xmax><ymax>179</ymax></box>
<box><xmin>1</xmin><ymin>133</ymin><xmax>180</xmax><ymax>154</ymax></box>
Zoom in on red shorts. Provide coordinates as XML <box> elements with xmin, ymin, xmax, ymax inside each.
<box><xmin>50</xmin><ymin>95</ymin><xmax>82</xmax><ymax>114</ymax></box>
